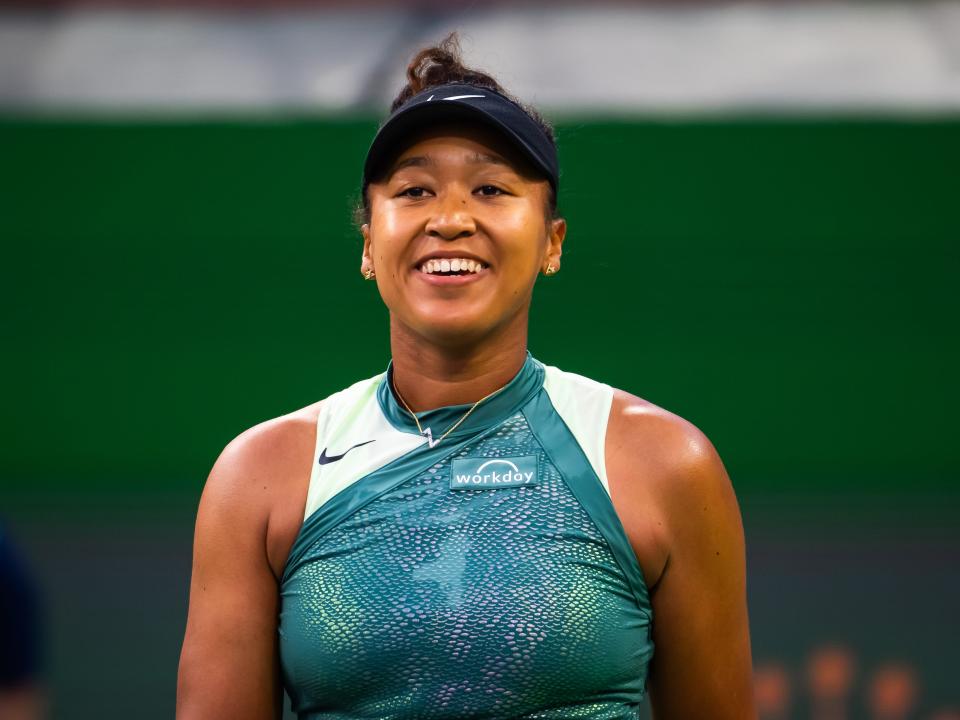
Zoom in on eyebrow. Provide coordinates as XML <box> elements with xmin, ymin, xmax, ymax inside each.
<box><xmin>467</xmin><ymin>152</ymin><xmax>509</xmax><ymax>166</ymax></box>
<box><xmin>390</xmin><ymin>155</ymin><xmax>434</xmax><ymax>173</ymax></box>
<box><xmin>388</xmin><ymin>151</ymin><xmax>510</xmax><ymax>176</ymax></box>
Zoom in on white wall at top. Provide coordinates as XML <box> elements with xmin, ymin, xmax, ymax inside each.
<box><xmin>1</xmin><ymin>2</ymin><xmax>959</xmax><ymax>112</ymax></box>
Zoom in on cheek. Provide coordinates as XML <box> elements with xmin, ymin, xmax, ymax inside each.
<box><xmin>370</xmin><ymin>209</ymin><xmax>414</xmax><ymax>267</ymax></box>
<box><xmin>375</xmin><ymin>207</ymin><xmax>405</xmax><ymax>240</ymax></box>
<box><xmin>495</xmin><ymin>207</ymin><xmax>548</xmax><ymax>271</ymax></box>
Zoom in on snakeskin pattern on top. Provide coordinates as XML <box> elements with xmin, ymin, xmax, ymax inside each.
<box><xmin>280</xmin><ymin>411</ymin><xmax>652</xmax><ymax>719</ymax></box>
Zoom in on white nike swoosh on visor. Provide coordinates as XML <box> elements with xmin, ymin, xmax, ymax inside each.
<box><xmin>443</xmin><ymin>95</ymin><xmax>486</xmax><ymax>100</ymax></box>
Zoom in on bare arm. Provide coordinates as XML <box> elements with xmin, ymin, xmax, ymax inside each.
<box><xmin>648</xmin><ymin>425</ymin><xmax>754</xmax><ymax>719</ymax></box>
<box><xmin>608</xmin><ymin>396</ymin><xmax>756</xmax><ymax>720</ymax></box>
<box><xmin>176</xmin><ymin>431</ymin><xmax>286</xmax><ymax>720</ymax></box>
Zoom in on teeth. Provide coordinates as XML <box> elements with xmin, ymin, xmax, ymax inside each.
<box><xmin>419</xmin><ymin>258</ymin><xmax>485</xmax><ymax>275</ymax></box>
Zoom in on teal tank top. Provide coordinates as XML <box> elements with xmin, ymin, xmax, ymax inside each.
<box><xmin>279</xmin><ymin>354</ymin><xmax>654</xmax><ymax>719</ymax></box>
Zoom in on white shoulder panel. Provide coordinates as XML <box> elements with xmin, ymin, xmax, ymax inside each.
<box><xmin>303</xmin><ymin>373</ymin><xmax>425</xmax><ymax>521</ymax></box>
<box><xmin>541</xmin><ymin>365</ymin><xmax>614</xmax><ymax>496</ymax></box>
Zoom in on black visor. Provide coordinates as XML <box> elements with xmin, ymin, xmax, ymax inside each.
<box><xmin>362</xmin><ymin>83</ymin><xmax>558</xmax><ymax>195</ymax></box>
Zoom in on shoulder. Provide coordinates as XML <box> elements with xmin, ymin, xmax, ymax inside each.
<box><xmin>206</xmin><ymin>369</ymin><xmax>384</xmax><ymax>504</ymax></box>
<box><xmin>603</xmin><ymin>386</ymin><xmax>738</xmax><ymax>580</ymax></box>
<box><xmin>607</xmin><ymin>388</ymin><xmax>732</xmax><ymax>505</ymax></box>
<box><xmin>198</xmin><ymin>370</ymin><xmax>386</xmax><ymax>576</ymax></box>
<box><xmin>605</xmin><ymin>387</ymin><xmax>742</xmax><ymax>564</ymax></box>
<box><xmin>537</xmin><ymin>362</ymin><xmax>730</xmax><ymax>503</ymax></box>
<box><xmin>197</xmin><ymin>399</ymin><xmax>324</xmax><ymax>580</ymax></box>
<box><xmin>207</xmin><ymin>401</ymin><xmax>322</xmax><ymax>501</ymax></box>
<box><xmin>205</xmin><ymin>368</ymin><xmax>386</xmax><ymax>501</ymax></box>
<box><xmin>540</xmin><ymin>363</ymin><xmax>726</xmax><ymax>496</ymax></box>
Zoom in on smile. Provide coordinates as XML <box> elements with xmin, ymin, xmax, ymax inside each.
<box><xmin>418</xmin><ymin>258</ymin><xmax>487</xmax><ymax>275</ymax></box>
<box><xmin>414</xmin><ymin>256</ymin><xmax>489</xmax><ymax>287</ymax></box>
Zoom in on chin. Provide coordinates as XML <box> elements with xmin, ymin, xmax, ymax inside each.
<box><xmin>401</xmin><ymin>304</ymin><xmax>501</xmax><ymax>347</ymax></box>
<box><xmin>414</xmin><ymin>317</ymin><xmax>493</xmax><ymax>347</ymax></box>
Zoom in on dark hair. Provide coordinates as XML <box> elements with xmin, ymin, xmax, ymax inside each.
<box><xmin>355</xmin><ymin>32</ymin><xmax>559</xmax><ymax>227</ymax></box>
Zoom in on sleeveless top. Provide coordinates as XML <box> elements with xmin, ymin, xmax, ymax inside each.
<box><xmin>279</xmin><ymin>354</ymin><xmax>654</xmax><ymax>719</ymax></box>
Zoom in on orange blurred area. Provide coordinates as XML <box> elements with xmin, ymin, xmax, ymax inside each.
<box><xmin>752</xmin><ymin>646</ymin><xmax>957</xmax><ymax>720</ymax></box>
<box><xmin>808</xmin><ymin>645</ymin><xmax>857</xmax><ymax>700</ymax></box>
<box><xmin>754</xmin><ymin>663</ymin><xmax>791</xmax><ymax>717</ymax></box>
<box><xmin>868</xmin><ymin>664</ymin><xmax>919</xmax><ymax>720</ymax></box>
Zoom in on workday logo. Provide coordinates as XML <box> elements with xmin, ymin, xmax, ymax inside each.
<box><xmin>449</xmin><ymin>455</ymin><xmax>539</xmax><ymax>490</ymax></box>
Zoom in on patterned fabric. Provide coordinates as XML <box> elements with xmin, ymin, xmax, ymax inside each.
<box><xmin>279</xmin><ymin>356</ymin><xmax>653</xmax><ymax>719</ymax></box>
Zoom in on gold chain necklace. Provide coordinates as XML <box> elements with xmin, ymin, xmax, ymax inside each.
<box><xmin>392</xmin><ymin>378</ymin><xmax>503</xmax><ymax>449</ymax></box>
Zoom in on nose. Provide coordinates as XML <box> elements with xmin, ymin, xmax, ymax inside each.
<box><xmin>425</xmin><ymin>187</ymin><xmax>476</xmax><ymax>240</ymax></box>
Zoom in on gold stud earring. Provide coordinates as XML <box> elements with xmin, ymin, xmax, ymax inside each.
<box><xmin>363</xmin><ymin>268</ymin><xmax>375</xmax><ymax>280</ymax></box>
<box><xmin>545</xmin><ymin>264</ymin><xmax>557</xmax><ymax>275</ymax></box>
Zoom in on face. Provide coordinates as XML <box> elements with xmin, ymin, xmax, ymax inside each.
<box><xmin>361</xmin><ymin>125</ymin><xmax>566</xmax><ymax>347</ymax></box>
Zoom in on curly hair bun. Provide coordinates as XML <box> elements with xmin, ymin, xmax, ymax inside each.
<box><xmin>390</xmin><ymin>33</ymin><xmax>506</xmax><ymax>113</ymax></box>
<box><xmin>388</xmin><ymin>33</ymin><xmax>554</xmax><ymax>149</ymax></box>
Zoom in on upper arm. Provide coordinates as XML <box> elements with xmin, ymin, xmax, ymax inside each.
<box><xmin>607</xmin><ymin>396</ymin><xmax>755</xmax><ymax>720</ymax></box>
<box><xmin>176</xmin><ymin>430</ymin><xmax>286</xmax><ymax>720</ymax></box>
<box><xmin>648</xmin><ymin>426</ymin><xmax>755</xmax><ymax>719</ymax></box>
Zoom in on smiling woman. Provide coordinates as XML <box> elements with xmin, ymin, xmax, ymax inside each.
<box><xmin>361</xmin><ymin>125</ymin><xmax>563</xmax><ymax>352</ymax></box>
<box><xmin>176</xmin><ymin>33</ymin><xmax>756</xmax><ymax>720</ymax></box>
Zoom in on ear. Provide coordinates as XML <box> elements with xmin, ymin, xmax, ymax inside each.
<box><xmin>360</xmin><ymin>223</ymin><xmax>374</xmax><ymax>275</ymax></box>
<box><xmin>543</xmin><ymin>217</ymin><xmax>566</xmax><ymax>273</ymax></box>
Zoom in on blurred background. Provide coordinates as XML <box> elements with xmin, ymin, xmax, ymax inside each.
<box><xmin>1</xmin><ymin>1</ymin><xmax>958</xmax><ymax>718</ymax></box>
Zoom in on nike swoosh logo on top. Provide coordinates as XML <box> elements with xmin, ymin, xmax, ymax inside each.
<box><xmin>318</xmin><ymin>439</ymin><xmax>375</xmax><ymax>466</ymax></box>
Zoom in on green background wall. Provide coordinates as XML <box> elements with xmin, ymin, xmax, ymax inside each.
<box><xmin>1</xmin><ymin>117</ymin><xmax>958</xmax><ymax>719</ymax></box>
<box><xmin>3</xmin><ymin>117</ymin><xmax>957</xmax><ymax>496</ymax></box>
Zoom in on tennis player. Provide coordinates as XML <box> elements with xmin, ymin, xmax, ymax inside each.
<box><xmin>177</xmin><ymin>35</ymin><xmax>755</xmax><ymax>720</ymax></box>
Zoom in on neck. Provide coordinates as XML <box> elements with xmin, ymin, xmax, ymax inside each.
<box><xmin>389</xmin><ymin>316</ymin><xmax>529</xmax><ymax>413</ymax></box>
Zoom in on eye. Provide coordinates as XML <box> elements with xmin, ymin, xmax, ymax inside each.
<box><xmin>397</xmin><ymin>186</ymin><xmax>430</xmax><ymax>199</ymax></box>
<box><xmin>476</xmin><ymin>185</ymin><xmax>507</xmax><ymax>197</ymax></box>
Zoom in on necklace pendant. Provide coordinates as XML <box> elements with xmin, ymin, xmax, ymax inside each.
<box><xmin>422</xmin><ymin>427</ymin><xmax>439</xmax><ymax>449</ymax></box>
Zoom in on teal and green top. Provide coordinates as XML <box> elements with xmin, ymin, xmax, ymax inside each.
<box><xmin>279</xmin><ymin>354</ymin><xmax>654</xmax><ymax>719</ymax></box>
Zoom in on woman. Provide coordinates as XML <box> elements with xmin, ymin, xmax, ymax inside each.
<box><xmin>177</xmin><ymin>37</ymin><xmax>755</xmax><ymax>720</ymax></box>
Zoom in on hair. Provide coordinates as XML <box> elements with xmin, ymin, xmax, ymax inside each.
<box><xmin>355</xmin><ymin>32</ymin><xmax>559</xmax><ymax>228</ymax></box>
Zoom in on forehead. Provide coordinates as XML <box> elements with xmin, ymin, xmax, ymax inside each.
<box><xmin>385</xmin><ymin>123</ymin><xmax>539</xmax><ymax>179</ymax></box>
